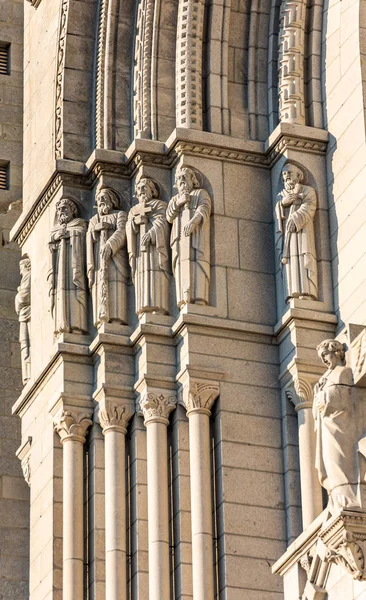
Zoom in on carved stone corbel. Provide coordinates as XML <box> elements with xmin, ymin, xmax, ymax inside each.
<box><xmin>16</xmin><ymin>436</ymin><xmax>32</xmax><ymax>487</ymax></box>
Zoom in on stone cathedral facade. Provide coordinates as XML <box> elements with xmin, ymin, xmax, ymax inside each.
<box><xmin>0</xmin><ymin>0</ymin><xmax>366</xmax><ymax>599</ymax></box>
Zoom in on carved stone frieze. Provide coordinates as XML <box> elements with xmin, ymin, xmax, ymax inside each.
<box><xmin>15</xmin><ymin>255</ymin><xmax>31</xmax><ymax>385</ymax></box>
<box><xmin>275</xmin><ymin>162</ymin><xmax>318</xmax><ymax>302</ymax></box>
<box><xmin>97</xmin><ymin>398</ymin><xmax>134</xmax><ymax>434</ymax></box>
<box><xmin>47</xmin><ymin>197</ymin><xmax>88</xmax><ymax>336</ymax></box>
<box><xmin>167</xmin><ymin>166</ymin><xmax>211</xmax><ymax>308</ymax></box>
<box><xmin>54</xmin><ymin>408</ymin><xmax>93</xmax><ymax>443</ymax></box>
<box><xmin>138</xmin><ymin>391</ymin><xmax>177</xmax><ymax>425</ymax></box>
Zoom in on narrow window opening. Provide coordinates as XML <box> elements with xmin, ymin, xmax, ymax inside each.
<box><xmin>0</xmin><ymin>43</ymin><xmax>10</xmax><ymax>76</ymax></box>
<box><xmin>0</xmin><ymin>163</ymin><xmax>9</xmax><ymax>190</ymax></box>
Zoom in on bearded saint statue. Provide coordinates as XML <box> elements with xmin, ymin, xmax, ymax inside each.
<box><xmin>48</xmin><ymin>197</ymin><xmax>88</xmax><ymax>336</ymax></box>
<box><xmin>15</xmin><ymin>255</ymin><xmax>31</xmax><ymax>384</ymax></box>
<box><xmin>275</xmin><ymin>163</ymin><xmax>318</xmax><ymax>301</ymax></box>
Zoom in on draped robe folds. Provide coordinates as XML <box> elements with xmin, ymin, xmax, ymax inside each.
<box><xmin>126</xmin><ymin>199</ymin><xmax>170</xmax><ymax>315</ymax></box>
<box><xmin>275</xmin><ymin>183</ymin><xmax>318</xmax><ymax>301</ymax></box>
<box><xmin>313</xmin><ymin>366</ymin><xmax>359</xmax><ymax>511</ymax></box>
<box><xmin>15</xmin><ymin>270</ymin><xmax>31</xmax><ymax>383</ymax></box>
<box><xmin>167</xmin><ymin>189</ymin><xmax>211</xmax><ymax>307</ymax></box>
<box><xmin>48</xmin><ymin>218</ymin><xmax>88</xmax><ymax>335</ymax></box>
<box><xmin>86</xmin><ymin>211</ymin><xmax>128</xmax><ymax>327</ymax></box>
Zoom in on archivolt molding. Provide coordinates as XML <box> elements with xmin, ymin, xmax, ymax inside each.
<box><xmin>176</xmin><ymin>0</ymin><xmax>205</xmax><ymax>129</ymax></box>
<box><xmin>95</xmin><ymin>0</ymin><xmax>109</xmax><ymax>148</ymax></box>
<box><xmin>55</xmin><ymin>0</ymin><xmax>70</xmax><ymax>160</ymax></box>
<box><xmin>133</xmin><ymin>0</ymin><xmax>155</xmax><ymax>139</ymax></box>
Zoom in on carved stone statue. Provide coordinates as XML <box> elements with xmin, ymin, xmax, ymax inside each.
<box><xmin>126</xmin><ymin>176</ymin><xmax>170</xmax><ymax>315</ymax></box>
<box><xmin>275</xmin><ymin>163</ymin><xmax>318</xmax><ymax>301</ymax></box>
<box><xmin>167</xmin><ymin>166</ymin><xmax>211</xmax><ymax>308</ymax></box>
<box><xmin>313</xmin><ymin>339</ymin><xmax>359</xmax><ymax>513</ymax></box>
<box><xmin>86</xmin><ymin>187</ymin><xmax>128</xmax><ymax>328</ymax></box>
<box><xmin>48</xmin><ymin>197</ymin><xmax>88</xmax><ymax>336</ymax></box>
<box><xmin>15</xmin><ymin>255</ymin><xmax>31</xmax><ymax>384</ymax></box>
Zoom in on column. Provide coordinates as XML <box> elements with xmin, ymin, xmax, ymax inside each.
<box><xmin>181</xmin><ymin>380</ymin><xmax>220</xmax><ymax>600</ymax></box>
<box><xmin>138</xmin><ymin>390</ymin><xmax>177</xmax><ymax>600</ymax></box>
<box><xmin>97</xmin><ymin>398</ymin><xmax>134</xmax><ymax>600</ymax></box>
<box><xmin>54</xmin><ymin>408</ymin><xmax>93</xmax><ymax>600</ymax></box>
<box><xmin>287</xmin><ymin>377</ymin><xmax>323</xmax><ymax>528</ymax></box>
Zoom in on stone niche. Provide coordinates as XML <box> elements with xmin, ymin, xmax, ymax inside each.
<box><xmin>273</xmin><ymin>327</ymin><xmax>366</xmax><ymax>600</ymax></box>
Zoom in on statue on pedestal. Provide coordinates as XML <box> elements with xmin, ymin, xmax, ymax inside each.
<box><xmin>87</xmin><ymin>187</ymin><xmax>128</xmax><ymax>327</ymax></box>
<box><xmin>313</xmin><ymin>339</ymin><xmax>359</xmax><ymax>512</ymax></box>
<box><xmin>167</xmin><ymin>166</ymin><xmax>211</xmax><ymax>308</ymax></box>
<box><xmin>275</xmin><ymin>163</ymin><xmax>318</xmax><ymax>301</ymax></box>
<box><xmin>15</xmin><ymin>255</ymin><xmax>31</xmax><ymax>384</ymax></box>
<box><xmin>48</xmin><ymin>197</ymin><xmax>88</xmax><ymax>336</ymax></box>
<box><xmin>126</xmin><ymin>176</ymin><xmax>170</xmax><ymax>315</ymax></box>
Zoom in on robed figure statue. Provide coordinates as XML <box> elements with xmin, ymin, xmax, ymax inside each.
<box><xmin>275</xmin><ymin>163</ymin><xmax>318</xmax><ymax>301</ymax></box>
<box><xmin>87</xmin><ymin>187</ymin><xmax>129</xmax><ymax>327</ymax></box>
<box><xmin>48</xmin><ymin>197</ymin><xmax>88</xmax><ymax>336</ymax></box>
<box><xmin>126</xmin><ymin>176</ymin><xmax>170</xmax><ymax>315</ymax></box>
<box><xmin>15</xmin><ymin>255</ymin><xmax>31</xmax><ymax>384</ymax></box>
<box><xmin>313</xmin><ymin>339</ymin><xmax>359</xmax><ymax>513</ymax></box>
<box><xmin>167</xmin><ymin>166</ymin><xmax>211</xmax><ymax>308</ymax></box>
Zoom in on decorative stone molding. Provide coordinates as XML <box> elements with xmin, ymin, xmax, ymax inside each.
<box><xmin>278</xmin><ymin>0</ymin><xmax>306</xmax><ymax>125</ymax></box>
<box><xmin>138</xmin><ymin>391</ymin><xmax>177</xmax><ymax>425</ymax></box>
<box><xmin>97</xmin><ymin>398</ymin><xmax>134</xmax><ymax>434</ymax></box>
<box><xmin>133</xmin><ymin>0</ymin><xmax>154</xmax><ymax>138</ymax></box>
<box><xmin>55</xmin><ymin>0</ymin><xmax>70</xmax><ymax>159</ymax></box>
<box><xmin>54</xmin><ymin>408</ymin><xmax>93</xmax><ymax>444</ymax></box>
<box><xmin>95</xmin><ymin>0</ymin><xmax>108</xmax><ymax>147</ymax></box>
<box><xmin>180</xmin><ymin>380</ymin><xmax>220</xmax><ymax>417</ymax></box>
<box><xmin>16</xmin><ymin>437</ymin><xmax>32</xmax><ymax>487</ymax></box>
<box><xmin>352</xmin><ymin>327</ymin><xmax>366</xmax><ymax>386</ymax></box>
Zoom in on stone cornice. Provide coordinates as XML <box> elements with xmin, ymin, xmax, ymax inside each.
<box><xmin>10</xmin><ymin>125</ymin><xmax>328</xmax><ymax>246</ymax></box>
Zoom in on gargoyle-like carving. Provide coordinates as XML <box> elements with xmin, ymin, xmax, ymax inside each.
<box><xmin>15</xmin><ymin>255</ymin><xmax>31</xmax><ymax>385</ymax></box>
<box><xmin>54</xmin><ymin>408</ymin><xmax>93</xmax><ymax>443</ymax></box>
<box><xmin>126</xmin><ymin>176</ymin><xmax>170</xmax><ymax>315</ymax></box>
<box><xmin>313</xmin><ymin>339</ymin><xmax>359</xmax><ymax>512</ymax></box>
<box><xmin>167</xmin><ymin>166</ymin><xmax>211</xmax><ymax>308</ymax></box>
<box><xmin>87</xmin><ymin>187</ymin><xmax>129</xmax><ymax>328</ymax></box>
<box><xmin>275</xmin><ymin>163</ymin><xmax>318</xmax><ymax>302</ymax></box>
<box><xmin>138</xmin><ymin>392</ymin><xmax>177</xmax><ymax>425</ymax></box>
<box><xmin>48</xmin><ymin>198</ymin><xmax>88</xmax><ymax>336</ymax></box>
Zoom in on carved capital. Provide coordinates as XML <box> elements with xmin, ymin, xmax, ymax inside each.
<box><xmin>97</xmin><ymin>398</ymin><xmax>134</xmax><ymax>434</ymax></box>
<box><xmin>181</xmin><ymin>381</ymin><xmax>220</xmax><ymax>417</ymax></box>
<box><xmin>286</xmin><ymin>376</ymin><xmax>314</xmax><ymax>411</ymax></box>
<box><xmin>54</xmin><ymin>408</ymin><xmax>93</xmax><ymax>444</ymax></box>
<box><xmin>138</xmin><ymin>391</ymin><xmax>177</xmax><ymax>426</ymax></box>
<box><xmin>326</xmin><ymin>539</ymin><xmax>365</xmax><ymax>581</ymax></box>
<box><xmin>16</xmin><ymin>437</ymin><xmax>32</xmax><ymax>487</ymax></box>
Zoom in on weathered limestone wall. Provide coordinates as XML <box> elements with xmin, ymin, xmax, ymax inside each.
<box><xmin>0</xmin><ymin>202</ymin><xmax>29</xmax><ymax>600</ymax></box>
<box><xmin>322</xmin><ymin>0</ymin><xmax>366</xmax><ymax>329</ymax></box>
<box><xmin>0</xmin><ymin>0</ymin><xmax>23</xmax><ymax>209</ymax></box>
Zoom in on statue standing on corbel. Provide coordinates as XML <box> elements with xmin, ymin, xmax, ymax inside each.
<box><xmin>87</xmin><ymin>186</ymin><xmax>129</xmax><ymax>327</ymax></box>
<box><xmin>126</xmin><ymin>176</ymin><xmax>170</xmax><ymax>315</ymax></box>
<box><xmin>167</xmin><ymin>166</ymin><xmax>211</xmax><ymax>308</ymax></box>
<box><xmin>275</xmin><ymin>163</ymin><xmax>318</xmax><ymax>301</ymax></box>
<box><xmin>313</xmin><ymin>339</ymin><xmax>359</xmax><ymax>513</ymax></box>
<box><xmin>15</xmin><ymin>255</ymin><xmax>31</xmax><ymax>384</ymax></box>
<box><xmin>47</xmin><ymin>197</ymin><xmax>88</xmax><ymax>336</ymax></box>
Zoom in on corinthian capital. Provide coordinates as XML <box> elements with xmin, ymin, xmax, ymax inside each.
<box><xmin>138</xmin><ymin>391</ymin><xmax>177</xmax><ymax>426</ymax></box>
<box><xmin>54</xmin><ymin>408</ymin><xmax>93</xmax><ymax>443</ymax></box>
<box><xmin>98</xmin><ymin>399</ymin><xmax>134</xmax><ymax>434</ymax></box>
<box><xmin>181</xmin><ymin>381</ymin><xmax>220</xmax><ymax>416</ymax></box>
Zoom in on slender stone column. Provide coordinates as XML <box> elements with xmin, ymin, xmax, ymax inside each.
<box><xmin>97</xmin><ymin>398</ymin><xmax>134</xmax><ymax>600</ymax></box>
<box><xmin>138</xmin><ymin>390</ymin><xmax>177</xmax><ymax>600</ymax></box>
<box><xmin>181</xmin><ymin>380</ymin><xmax>220</xmax><ymax>600</ymax></box>
<box><xmin>54</xmin><ymin>408</ymin><xmax>93</xmax><ymax>600</ymax></box>
<box><xmin>287</xmin><ymin>377</ymin><xmax>323</xmax><ymax>528</ymax></box>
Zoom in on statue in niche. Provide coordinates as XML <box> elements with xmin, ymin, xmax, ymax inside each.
<box><xmin>48</xmin><ymin>197</ymin><xmax>88</xmax><ymax>336</ymax></box>
<box><xmin>126</xmin><ymin>176</ymin><xmax>170</xmax><ymax>315</ymax></box>
<box><xmin>87</xmin><ymin>186</ymin><xmax>128</xmax><ymax>328</ymax></box>
<box><xmin>15</xmin><ymin>255</ymin><xmax>31</xmax><ymax>384</ymax></box>
<box><xmin>313</xmin><ymin>339</ymin><xmax>359</xmax><ymax>513</ymax></box>
<box><xmin>275</xmin><ymin>162</ymin><xmax>318</xmax><ymax>301</ymax></box>
<box><xmin>167</xmin><ymin>166</ymin><xmax>211</xmax><ymax>308</ymax></box>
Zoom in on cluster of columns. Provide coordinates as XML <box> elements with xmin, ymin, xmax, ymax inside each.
<box><xmin>52</xmin><ymin>374</ymin><xmax>221</xmax><ymax>600</ymax></box>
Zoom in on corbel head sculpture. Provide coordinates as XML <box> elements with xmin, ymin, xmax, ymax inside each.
<box><xmin>316</xmin><ymin>339</ymin><xmax>345</xmax><ymax>371</ymax></box>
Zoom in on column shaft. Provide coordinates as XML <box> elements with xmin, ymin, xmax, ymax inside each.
<box><xmin>297</xmin><ymin>406</ymin><xmax>323</xmax><ymax>527</ymax></box>
<box><xmin>189</xmin><ymin>411</ymin><xmax>214</xmax><ymax>600</ymax></box>
<box><xmin>105</xmin><ymin>429</ymin><xmax>127</xmax><ymax>600</ymax></box>
<box><xmin>63</xmin><ymin>438</ymin><xmax>85</xmax><ymax>600</ymax></box>
<box><xmin>146</xmin><ymin>421</ymin><xmax>170</xmax><ymax>600</ymax></box>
